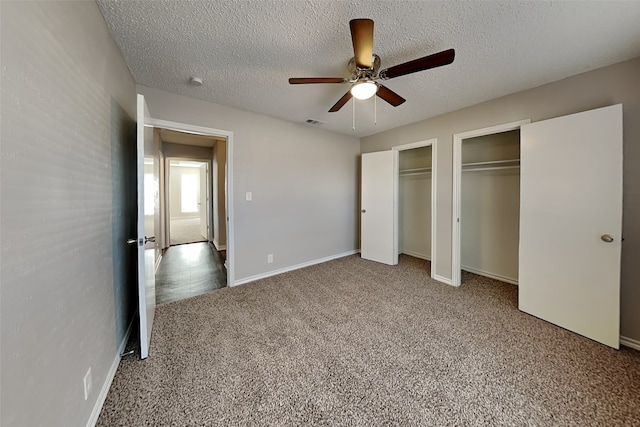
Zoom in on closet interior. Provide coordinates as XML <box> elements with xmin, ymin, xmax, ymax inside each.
<box><xmin>461</xmin><ymin>129</ymin><xmax>520</xmax><ymax>284</ymax></box>
<box><xmin>398</xmin><ymin>145</ymin><xmax>432</xmax><ymax>261</ymax></box>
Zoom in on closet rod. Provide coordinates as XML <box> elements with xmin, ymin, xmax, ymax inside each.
<box><xmin>462</xmin><ymin>165</ymin><xmax>520</xmax><ymax>172</ymax></box>
<box><xmin>400</xmin><ymin>167</ymin><xmax>431</xmax><ymax>173</ymax></box>
<box><xmin>400</xmin><ymin>171</ymin><xmax>432</xmax><ymax>177</ymax></box>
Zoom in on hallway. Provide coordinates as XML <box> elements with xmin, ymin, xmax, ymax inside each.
<box><xmin>155</xmin><ymin>242</ymin><xmax>226</xmax><ymax>305</ymax></box>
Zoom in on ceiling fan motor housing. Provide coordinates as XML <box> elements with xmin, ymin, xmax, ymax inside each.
<box><xmin>349</xmin><ymin>54</ymin><xmax>381</xmax><ymax>80</ymax></box>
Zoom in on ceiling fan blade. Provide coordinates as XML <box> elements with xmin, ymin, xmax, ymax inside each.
<box><xmin>350</xmin><ymin>19</ymin><xmax>374</xmax><ymax>69</ymax></box>
<box><xmin>379</xmin><ymin>48</ymin><xmax>455</xmax><ymax>80</ymax></box>
<box><xmin>289</xmin><ymin>77</ymin><xmax>347</xmax><ymax>84</ymax></box>
<box><xmin>329</xmin><ymin>91</ymin><xmax>353</xmax><ymax>112</ymax></box>
<box><xmin>376</xmin><ymin>85</ymin><xmax>406</xmax><ymax>107</ymax></box>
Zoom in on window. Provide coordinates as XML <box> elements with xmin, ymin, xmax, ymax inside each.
<box><xmin>181</xmin><ymin>174</ymin><xmax>198</xmax><ymax>213</ymax></box>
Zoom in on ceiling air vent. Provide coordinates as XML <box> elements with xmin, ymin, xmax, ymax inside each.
<box><xmin>304</xmin><ymin>119</ymin><xmax>325</xmax><ymax>126</ymax></box>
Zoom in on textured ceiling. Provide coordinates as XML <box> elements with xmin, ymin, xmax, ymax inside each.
<box><xmin>97</xmin><ymin>1</ymin><xmax>640</xmax><ymax>137</ymax></box>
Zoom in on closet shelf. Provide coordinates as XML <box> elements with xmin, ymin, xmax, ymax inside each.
<box><xmin>462</xmin><ymin>158</ymin><xmax>520</xmax><ymax>172</ymax></box>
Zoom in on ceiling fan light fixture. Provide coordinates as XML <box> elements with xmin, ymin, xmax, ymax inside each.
<box><xmin>350</xmin><ymin>81</ymin><xmax>377</xmax><ymax>100</ymax></box>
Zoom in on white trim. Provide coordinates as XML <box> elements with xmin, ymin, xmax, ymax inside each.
<box><xmin>620</xmin><ymin>336</ymin><xmax>640</xmax><ymax>351</ymax></box>
<box><xmin>165</xmin><ymin>157</ymin><xmax>213</xmax><ymax>246</ymax></box>
<box><xmin>452</xmin><ymin>120</ymin><xmax>530</xmax><ymax>287</ymax></box>
<box><xmin>226</xmin><ymin>132</ymin><xmax>235</xmax><ymax>287</ymax></box>
<box><xmin>392</xmin><ymin>149</ymin><xmax>400</xmax><ymax>265</ymax></box>
<box><xmin>432</xmin><ymin>274</ymin><xmax>452</xmax><ymax>286</ymax></box>
<box><xmin>392</xmin><ymin>138</ymin><xmax>437</xmax><ymax>276</ymax></box>
<box><xmin>461</xmin><ymin>265</ymin><xmax>518</xmax><ymax>285</ymax></box>
<box><xmin>147</xmin><ymin>119</ymin><xmax>231</xmax><ymax>138</ymax></box>
<box><xmin>85</xmin><ymin>317</ymin><xmax>135</xmax><ymax>427</ymax></box>
<box><xmin>431</xmin><ymin>140</ymin><xmax>438</xmax><ymax>279</ymax></box>
<box><xmin>392</xmin><ymin>140</ymin><xmax>434</xmax><ymax>151</ymax></box>
<box><xmin>233</xmin><ymin>250</ymin><xmax>358</xmax><ymax>286</ymax></box>
<box><xmin>147</xmin><ymin>118</ymin><xmax>235</xmax><ymax>287</ymax></box>
<box><xmin>212</xmin><ymin>239</ymin><xmax>227</xmax><ymax>251</ymax></box>
<box><xmin>400</xmin><ymin>250</ymin><xmax>431</xmax><ymax>261</ymax></box>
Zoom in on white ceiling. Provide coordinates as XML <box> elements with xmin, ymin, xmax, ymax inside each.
<box><xmin>97</xmin><ymin>1</ymin><xmax>640</xmax><ymax>137</ymax></box>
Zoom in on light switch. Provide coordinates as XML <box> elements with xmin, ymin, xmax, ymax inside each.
<box><xmin>246</xmin><ymin>192</ymin><xmax>252</xmax><ymax>201</ymax></box>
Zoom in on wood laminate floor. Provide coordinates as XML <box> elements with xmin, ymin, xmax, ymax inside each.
<box><xmin>155</xmin><ymin>242</ymin><xmax>226</xmax><ymax>305</ymax></box>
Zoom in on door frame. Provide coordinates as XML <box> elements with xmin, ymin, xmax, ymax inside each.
<box><xmin>451</xmin><ymin>119</ymin><xmax>530</xmax><ymax>287</ymax></box>
<box><xmin>392</xmin><ymin>138</ymin><xmax>438</xmax><ymax>277</ymax></box>
<box><xmin>147</xmin><ymin>118</ymin><xmax>235</xmax><ymax>287</ymax></box>
<box><xmin>165</xmin><ymin>157</ymin><xmax>213</xmax><ymax>247</ymax></box>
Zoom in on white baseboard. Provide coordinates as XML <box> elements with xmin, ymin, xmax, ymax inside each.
<box><xmin>86</xmin><ymin>316</ymin><xmax>135</xmax><ymax>427</ymax></box>
<box><xmin>233</xmin><ymin>250</ymin><xmax>359</xmax><ymax>286</ymax></box>
<box><xmin>461</xmin><ymin>265</ymin><xmax>518</xmax><ymax>285</ymax></box>
<box><xmin>400</xmin><ymin>250</ymin><xmax>431</xmax><ymax>261</ymax></box>
<box><xmin>432</xmin><ymin>274</ymin><xmax>453</xmax><ymax>286</ymax></box>
<box><xmin>212</xmin><ymin>239</ymin><xmax>226</xmax><ymax>251</ymax></box>
<box><xmin>620</xmin><ymin>336</ymin><xmax>640</xmax><ymax>351</ymax></box>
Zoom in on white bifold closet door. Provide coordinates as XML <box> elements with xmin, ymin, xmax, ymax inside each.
<box><xmin>361</xmin><ymin>151</ymin><xmax>397</xmax><ymax>265</ymax></box>
<box><xmin>519</xmin><ymin>104</ymin><xmax>623</xmax><ymax>349</ymax></box>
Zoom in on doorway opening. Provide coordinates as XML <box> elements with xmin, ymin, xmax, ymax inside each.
<box><xmin>152</xmin><ymin>124</ymin><xmax>232</xmax><ymax>304</ymax></box>
<box><xmin>168</xmin><ymin>159</ymin><xmax>209</xmax><ymax>246</ymax></box>
<box><xmin>393</xmin><ymin>139</ymin><xmax>437</xmax><ymax>277</ymax></box>
<box><xmin>452</xmin><ymin>120</ymin><xmax>529</xmax><ymax>287</ymax></box>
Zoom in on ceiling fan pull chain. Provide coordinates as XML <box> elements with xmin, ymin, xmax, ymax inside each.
<box><xmin>352</xmin><ymin>98</ymin><xmax>356</xmax><ymax>131</ymax></box>
<box><xmin>374</xmin><ymin>95</ymin><xmax>377</xmax><ymax>125</ymax></box>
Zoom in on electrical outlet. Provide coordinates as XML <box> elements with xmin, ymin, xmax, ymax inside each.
<box><xmin>267</xmin><ymin>254</ymin><xmax>273</xmax><ymax>263</ymax></box>
<box><xmin>83</xmin><ymin>367</ymin><xmax>92</xmax><ymax>400</ymax></box>
<box><xmin>246</xmin><ymin>192</ymin><xmax>252</xmax><ymax>201</ymax></box>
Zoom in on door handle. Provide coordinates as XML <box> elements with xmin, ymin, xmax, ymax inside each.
<box><xmin>145</xmin><ymin>236</ymin><xmax>156</xmax><ymax>244</ymax></box>
<box><xmin>127</xmin><ymin>238</ymin><xmax>138</xmax><ymax>245</ymax></box>
<box><xmin>361</xmin><ymin>209</ymin><xmax>366</xmax><ymax>213</ymax></box>
<box><xmin>601</xmin><ymin>234</ymin><xmax>614</xmax><ymax>243</ymax></box>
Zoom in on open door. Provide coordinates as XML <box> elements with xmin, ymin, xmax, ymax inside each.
<box><xmin>361</xmin><ymin>151</ymin><xmax>397</xmax><ymax>265</ymax></box>
<box><xmin>519</xmin><ymin>104</ymin><xmax>623</xmax><ymax>348</ymax></box>
<box><xmin>136</xmin><ymin>94</ymin><xmax>157</xmax><ymax>359</ymax></box>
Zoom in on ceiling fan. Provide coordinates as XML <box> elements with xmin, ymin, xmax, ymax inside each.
<box><xmin>288</xmin><ymin>18</ymin><xmax>455</xmax><ymax>113</ymax></box>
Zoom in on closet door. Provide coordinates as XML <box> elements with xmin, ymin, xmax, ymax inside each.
<box><xmin>361</xmin><ymin>151</ymin><xmax>397</xmax><ymax>265</ymax></box>
<box><xmin>519</xmin><ymin>104</ymin><xmax>622</xmax><ymax>348</ymax></box>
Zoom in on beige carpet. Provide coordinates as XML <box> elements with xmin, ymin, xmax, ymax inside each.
<box><xmin>98</xmin><ymin>255</ymin><xmax>640</xmax><ymax>426</ymax></box>
<box><xmin>170</xmin><ymin>217</ymin><xmax>206</xmax><ymax>246</ymax></box>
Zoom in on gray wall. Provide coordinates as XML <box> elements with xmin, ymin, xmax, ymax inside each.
<box><xmin>0</xmin><ymin>2</ymin><xmax>137</xmax><ymax>427</ymax></box>
<box><xmin>361</xmin><ymin>56</ymin><xmax>640</xmax><ymax>342</ymax></box>
<box><xmin>138</xmin><ymin>85</ymin><xmax>361</xmax><ymax>281</ymax></box>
